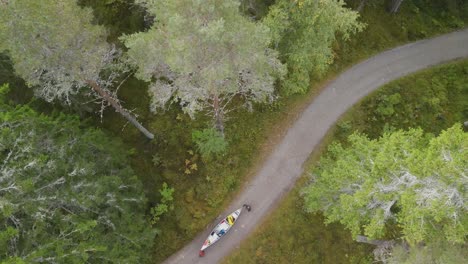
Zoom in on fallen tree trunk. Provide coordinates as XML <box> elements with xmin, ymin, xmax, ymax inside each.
<box><xmin>86</xmin><ymin>80</ymin><xmax>154</xmax><ymax>139</ymax></box>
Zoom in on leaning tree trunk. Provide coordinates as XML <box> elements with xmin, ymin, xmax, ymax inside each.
<box><xmin>212</xmin><ymin>93</ymin><xmax>225</xmax><ymax>137</ymax></box>
<box><xmin>86</xmin><ymin>80</ymin><xmax>154</xmax><ymax>139</ymax></box>
<box><xmin>389</xmin><ymin>0</ymin><xmax>404</xmax><ymax>13</ymax></box>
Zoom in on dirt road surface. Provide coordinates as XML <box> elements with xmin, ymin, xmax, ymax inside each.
<box><xmin>162</xmin><ymin>29</ymin><xmax>468</xmax><ymax>264</ymax></box>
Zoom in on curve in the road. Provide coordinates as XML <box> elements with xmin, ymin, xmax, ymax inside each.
<box><xmin>163</xmin><ymin>29</ymin><xmax>468</xmax><ymax>264</ymax></box>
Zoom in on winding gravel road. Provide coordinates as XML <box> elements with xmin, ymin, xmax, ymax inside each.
<box><xmin>162</xmin><ymin>29</ymin><xmax>468</xmax><ymax>264</ymax></box>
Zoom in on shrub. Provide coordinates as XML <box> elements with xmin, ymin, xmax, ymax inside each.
<box><xmin>192</xmin><ymin>128</ymin><xmax>228</xmax><ymax>160</ymax></box>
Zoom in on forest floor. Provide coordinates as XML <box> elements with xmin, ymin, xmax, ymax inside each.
<box><xmin>163</xmin><ymin>29</ymin><xmax>468</xmax><ymax>264</ymax></box>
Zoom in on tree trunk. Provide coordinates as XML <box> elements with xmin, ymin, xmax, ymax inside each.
<box><xmin>357</xmin><ymin>0</ymin><xmax>368</xmax><ymax>12</ymax></box>
<box><xmin>389</xmin><ymin>0</ymin><xmax>404</xmax><ymax>13</ymax></box>
<box><xmin>357</xmin><ymin>235</ymin><xmax>405</xmax><ymax>262</ymax></box>
<box><xmin>85</xmin><ymin>80</ymin><xmax>154</xmax><ymax>139</ymax></box>
<box><xmin>212</xmin><ymin>93</ymin><xmax>225</xmax><ymax>136</ymax></box>
<box><xmin>356</xmin><ymin>235</ymin><xmax>390</xmax><ymax>246</ymax></box>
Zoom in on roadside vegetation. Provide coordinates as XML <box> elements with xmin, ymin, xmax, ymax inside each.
<box><xmin>224</xmin><ymin>59</ymin><xmax>468</xmax><ymax>264</ymax></box>
<box><xmin>0</xmin><ymin>0</ymin><xmax>466</xmax><ymax>263</ymax></box>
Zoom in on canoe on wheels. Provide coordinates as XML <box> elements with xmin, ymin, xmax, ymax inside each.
<box><xmin>199</xmin><ymin>204</ymin><xmax>251</xmax><ymax>257</ymax></box>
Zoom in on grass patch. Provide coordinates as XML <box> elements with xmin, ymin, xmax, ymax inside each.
<box><xmin>224</xmin><ymin>59</ymin><xmax>468</xmax><ymax>263</ymax></box>
<box><xmin>334</xmin><ymin>59</ymin><xmax>468</xmax><ymax>141</ymax></box>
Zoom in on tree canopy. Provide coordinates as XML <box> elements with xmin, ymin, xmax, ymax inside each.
<box><xmin>303</xmin><ymin>125</ymin><xmax>467</xmax><ymax>245</ymax></box>
<box><xmin>0</xmin><ymin>0</ymin><xmax>154</xmax><ymax>139</ymax></box>
<box><xmin>263</xmin><ymin>0</ymin><xmax>364</xmax><ymax>94</ymax></box>
<box><xmin>0</xmin><ymin>0</ymin><xmax>115</xmax><ymax>102</ymax></box>
<box><xmin>122</xmin><ymin>0</ymin><xmax>285</xmax><ymax>133</ymax></box>
<box><xmin>0</xmin><ymin>84</ymin><xmax>153</xmax><ymax>263</ymax></box>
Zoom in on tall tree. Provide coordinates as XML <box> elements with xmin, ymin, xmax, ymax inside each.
<box><xmin>0</xmin><ymin>0</ymin><xmax>154</xmax><ymax>139</ymax></box>
<box><xmin>122</xmin><ymin>0</ymin><xmax>285</xmax><ymax>134</ymax></box>
<box><xmin>0</xmin><ymin>83</ymin><xmax>154</xmax><ymax>263</ymax></box>
<box><xmin>303</xmin><ymin>125</ymin><xmax>467</xmax><ymax>245</ymax></box>
<box><xmin>263</xmin><ymin>0</ymin><xmax>364</xmax><ymax>94</ymax></box>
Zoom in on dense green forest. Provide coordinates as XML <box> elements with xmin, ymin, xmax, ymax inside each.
<box><xmin>0</xmin><ymin>0</ymin><xmax>466</xmax><ymax>263</ymax></box>
<box><xmin>0</xmin><ymin>84</ymin><xmax>154</xmax><ymax>263</ymax></box>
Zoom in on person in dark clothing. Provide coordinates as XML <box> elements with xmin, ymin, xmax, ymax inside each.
<box><xmin>243</xmin><ymin>204</ymin><xmax>252</xmax><ymax>212</ymax></box>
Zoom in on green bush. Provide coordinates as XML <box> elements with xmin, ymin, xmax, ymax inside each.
<box><xmin>192</xmin><ymin>128</ymin><xmax>228</xmax><ymax>160</ymax></box>
<box><xmin>375</xmin><ymin>93</ymin><xmax>402</xmax><ymax>117</ymax></box>
<box><xmin>150</xmin><ymin>183</ymin><xmax>175</xmax><ymax>225</ymax></box>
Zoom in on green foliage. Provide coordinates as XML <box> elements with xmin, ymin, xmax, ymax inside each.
<box><xmin>78</xmin><ymin>0</ymin><xmax>145</xmax><ymax>41</ymax></box>
<box><xmin>337</xmin><ymin>59</ymin><xmax>468</xmax><ymax>140</ymax></box>
<box><xmin>192</xmin><ymin>128</ymin><xmax>228</xmax><ymax>160</ymax></box>
<box><xmin>152</xmin><ymin>153</ymin><xmax>163</xmax><ymax>167</ymax></box>
<box><xmin>375</xmin><ymin>93</ymin><xmax>402</xmax><ymax>117</ymax></box>
<box><xmin>303</xmin><ymin>125</ymin><xmax>467</xmax><ymax>244</ymax></box>
<box><xmin>0</xmin><ymin>227</ymin><xmax>18</xmax><ymax>254</ymax></box>
<box><xmin>122</xmin><ymin>0</ymin><xmax>285</xmax><ymax>128</ymax></box>
<box><xmin>240</xmin><ymin>0</ymin><xmax>275</xmax><ymax>18</ymax></box>
<box><xmin>224</xmin><ymin>177</ymin><xmax>373</xmax><ymax>264</ymax></box>
<box><xmin>150</xmin><ymin>183</ymin><xmax>175</xmax><ymax>225</ymax></box>
<box><xmin>1</xmin><ymin>257</ymin><xmax>26</xmax><ymax>264</ymax></box>
<box><xmin>160</xmin><ymin>182</ymin><xmax>175</xmax><ymax>203</ymax></box>
<box><xmin>0</xmin><ymin>0</ymin><xmax>117</xmax><ymax>103</ymax></box>
<box><xmin>0</xmin><ymin>83</ymin><xmax>9</xmax><ymax>99</ymax></box>
<box><xmin>331</xmin><ymin>0</ymin><xmax>467</xmax><ymax>71</ymax></box>
<box><xmin>0</xmin><ymin>84</ymin><xmax>154</xmax><ymax>263</ymax></box>
<box><xmin>263</xmin><ymin>0</ymin><xmax>365</xmax><ymax>95</ymax></box>
<box><xmin>388</xmin><ymin>240</ymin><xmax>468</xmax><ymax>264</ymax></box>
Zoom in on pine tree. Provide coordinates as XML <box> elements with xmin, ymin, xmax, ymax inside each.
<box><xmin>0</xmin><ymin>0</ymin><xmax>154</xmax><ymax>139</ymax></box>
<box><xmin>263</xmin><ymin>0</ymin><xmax>364</xmax><ymax>94</ymax></box>
<box><xmin>122</xmin><ymin>0</ymin><xmax>285</xmax><ymax>134</ymax></box>
<box><xmin>303</xmin><ymin>125</ymin><xmax>467</xmax><ymax>245</ymax></box>
<box><xmin>0</xmin><ymin>84</ymin><xmax>154</xmax><ymax>263</ymax></box>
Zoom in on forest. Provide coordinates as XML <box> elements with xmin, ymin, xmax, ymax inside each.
<box><xmin>0</xmin><ymin>0</ymin><xmax>467</xmax><ymax>263</ymax></box>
